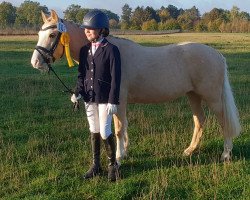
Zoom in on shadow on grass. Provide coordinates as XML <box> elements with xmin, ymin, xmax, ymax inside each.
<box><xmin>120</xmin><ymin>137</ymin><xmax>250</xmax><ymax>179</ymax></box>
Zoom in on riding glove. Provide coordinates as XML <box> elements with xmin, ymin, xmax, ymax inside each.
<box><xmin>106</xmin><ymin>103</ymin><xmax>117</xmax><ymax>115</ymax></box>
<box><xmin>71</xmin><ymin>94</ymin><xmax>82</xmax><ymax>103</ymax></box>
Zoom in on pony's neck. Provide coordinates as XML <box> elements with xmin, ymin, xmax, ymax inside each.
<box><xmin>64</xmin><ymin>20</ymin><xmax>89</xmax><ymax>62</ymax></box>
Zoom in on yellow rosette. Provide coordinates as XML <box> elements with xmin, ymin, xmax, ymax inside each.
<box><xmin>60</xmin><ymin>32</ymin><xmax>74</xmax><ymax>67</ymax></box>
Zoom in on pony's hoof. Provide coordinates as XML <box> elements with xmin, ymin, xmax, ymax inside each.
<box><xmin>116</xmin><ymin>157</ymin><xmax>122</xmax><ymax>167</ymax></box>
<box><xmin>220</xmin><ymin>152</ymin><xmax>231</xmax><ymax>162</ymax></box>
<box><xmin>183</xmin><ymin>147</ymin><xmax>193</xmax><ymax>156</ymax></box>
<box><xmin>116</xmin><ymin>153</ymin><xmax>128</xmax><ymax>166</ymax></box>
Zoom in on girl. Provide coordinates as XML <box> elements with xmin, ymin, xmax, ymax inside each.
<box><xmin>71</xmin><ymin>10</ymin><xmax>121</xmax><ymax>182</ymax></box>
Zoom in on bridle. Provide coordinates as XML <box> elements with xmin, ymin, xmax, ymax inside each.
<box><xmin>35</xmin><ymin>20</ymin><xmax>63</xmax><ymax>66</ymax></box>
<box><xmin>34</xmin><ymin>20</ymin><xmax>79</xmax><ymax>110</ymax></box>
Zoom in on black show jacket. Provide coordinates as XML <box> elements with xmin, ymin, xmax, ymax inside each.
<box><xmin>75</xmin><ymin>38</ymin><xmax>121</xmax><ymax>104</ymax></box>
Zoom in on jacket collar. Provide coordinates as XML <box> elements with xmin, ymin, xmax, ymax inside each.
<box><xmin>91</xmin><ymin>38</ymin><xmax>109</xmax><ymax>59</ymax></box>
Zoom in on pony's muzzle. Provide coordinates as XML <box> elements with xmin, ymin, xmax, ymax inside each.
<box><xmin>31</xmin><ymin>51</ymin><xmax>49</xmax><ymax>72</ymax></box>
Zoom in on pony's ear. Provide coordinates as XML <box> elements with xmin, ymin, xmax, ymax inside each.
<box><xmin>51</xmin><ymin>10</ymin><xmax>59</xmax><ymax>22</ymax></box>
<box><xmin>41</xmin><ymin>11</ymin><xmax>49</xmax><ymax>23</ymax></box>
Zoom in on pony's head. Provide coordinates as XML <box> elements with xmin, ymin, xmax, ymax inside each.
<box><xmin>31</xmin><ymin>10</ymin><xmax>64</xmax><ymax>71</ymax></box>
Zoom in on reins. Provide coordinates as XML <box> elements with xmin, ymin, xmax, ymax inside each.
<box><xmin>35</xmin><ymin>19</ymin><xmax>79</xmax><ymax>111</ymax></box>
<box><xmin>47</xmin><ymin>64</ymin><xmax>74</xmax><ymax>95</ymax></box>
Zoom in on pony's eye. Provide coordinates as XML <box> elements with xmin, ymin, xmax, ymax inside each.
<box><xmin>49</xmin><ymin>33</ymin><xmax>56</xmax><ymax>38</ymax></box>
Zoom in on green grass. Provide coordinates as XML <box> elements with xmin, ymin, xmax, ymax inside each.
<box><xmin>0</xmin><ymin>33</ymin><xmax>249</xmax><ymax>199</ymax></box>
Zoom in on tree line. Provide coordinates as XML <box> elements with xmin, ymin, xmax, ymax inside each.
<box><xmin>1</xmin><ymin>0</ymin><xmax>250</xmax><ymax>33</ymax></box>
<box><xmin>0</xmin><ymin>1</ymin><xmax>119</xmax><ymax>30</ymax></box>
<box><xmin>121</xmin><ymin>4</ymin><xmax>250</xmax><ymax>33</ymax></box>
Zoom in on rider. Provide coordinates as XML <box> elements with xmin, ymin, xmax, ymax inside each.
<box><xmin>71</xmin><ymin>10</ymin><xmax>121</xmax><ymax>182</ymax></box>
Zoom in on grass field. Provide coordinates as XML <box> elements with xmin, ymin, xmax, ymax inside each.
<box><xmin>0</xmin><ymin>33</ymin><xmax>249</xmax><ymax>199</ymax></box>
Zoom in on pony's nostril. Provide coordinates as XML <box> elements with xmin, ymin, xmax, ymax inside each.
<box><xmin>35</xmin><ymin>59</ymin><xmax>39</xmax><ymax>66</ymax></box>
<box><xmin>31</xmin><ymin>58</ymin><xmax>39</xmax><ymax>67</ymax></box>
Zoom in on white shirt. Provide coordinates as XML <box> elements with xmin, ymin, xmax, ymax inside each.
<box><xmin>91</xmin><ymin>38</ymin><xmax>104</xmax><ymax>55</ymax></box>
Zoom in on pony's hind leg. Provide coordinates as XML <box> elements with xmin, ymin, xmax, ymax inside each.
<box><xmin>221</xmin><ymin>137</ymin><xmax>233</xmax><ymax>161</ymax></box>
<box><xmin>183</xmin><ymin>92</ymin><xmax>205</xmax><ymax>156</ymax></box>
<box><xmin>207</xmin><ymin>100</ymin><xmax>233</xmax><ymax>161</ymax></box>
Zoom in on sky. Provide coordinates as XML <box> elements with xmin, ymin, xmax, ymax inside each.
<box><xmin>6</xmin><ymin>0</ymin><xmax>250</xmax><ymax>18</ymax></box>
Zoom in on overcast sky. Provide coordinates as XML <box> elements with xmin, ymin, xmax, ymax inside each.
<box><xmin>7</xmin><ymin>0</ymin><xmax>250</xmax><ymax>18</ymax></box>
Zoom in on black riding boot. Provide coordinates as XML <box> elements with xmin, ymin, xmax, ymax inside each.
<box><xmin>103</xmin><ymin>134</ymin><xmax>119</xmax><ymax>182</ymax></box>
<box><xmin>83</xmin><ymin>132</ymin><xmax>102</xmax><ymax>179</ymax></box>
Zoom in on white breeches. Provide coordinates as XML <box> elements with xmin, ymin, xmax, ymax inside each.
<box><xmin>85</xmin><ymin>102</ymin><xmax>112</xmax><ymax>139</ymax></box>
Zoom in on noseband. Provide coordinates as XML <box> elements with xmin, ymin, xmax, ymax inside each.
<box><xmin>35</xmin><ymin>20</ymin><xmax>63</xmax><ymax>66</ymax></box>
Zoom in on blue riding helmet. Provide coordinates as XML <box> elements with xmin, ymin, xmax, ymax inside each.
<box><xmin>81</xmin><ymin>10</ymin><xmax>109</xmax><ymax>30</ymax></box>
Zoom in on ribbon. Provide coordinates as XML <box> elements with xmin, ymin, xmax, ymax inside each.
<box><xmin>60</xmin><ymin>32</ymin><xmax>74</xmax><ymax>67</ymax></box>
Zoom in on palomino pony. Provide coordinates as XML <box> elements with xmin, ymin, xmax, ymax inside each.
<box><xmin>31</xmin><ymin>10</ymin><xmax>241</xmax><ymax>164</ymax></box>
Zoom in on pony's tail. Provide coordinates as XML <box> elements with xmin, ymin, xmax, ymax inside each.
<box><xmin>222</xmin><ymin>60</ymin><xmax>241</xmax><ymax>138</ymax></box>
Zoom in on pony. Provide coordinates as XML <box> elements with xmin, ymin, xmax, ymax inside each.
<box><xmin>31</xmin><ymin>10</ymin><xmax>241</xmax><ymax>164</ymax></box>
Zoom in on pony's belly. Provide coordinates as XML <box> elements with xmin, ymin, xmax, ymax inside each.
<box><xmin>127</xmin><ymin>88</ymin><xmax>188</xmax><ymax>103</ymax></box>
<box><xmin>127</xmin><ymin>77</ymin><xmax>192</xmax><ymax>103</ymax></box>
<box><xmin>128</xmin><ymin>96</ymin><xmax>176</xmax><ymax>104</ymax></box>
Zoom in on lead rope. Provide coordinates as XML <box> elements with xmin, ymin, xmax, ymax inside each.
<box><xmin>48</xmin><ymin>64</ymin><xmax>79</xmax><ymax>111</ymax></box>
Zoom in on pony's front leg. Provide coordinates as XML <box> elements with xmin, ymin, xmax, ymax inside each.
<box><xmin>113</xmin><ymin>103</ymin><xmax>128</xmax><ymax>166</ymax></box>
<box><xmin>221</xmin><ymin>137</ymin><xmax>233</xmax><ymax>161</ymax></box>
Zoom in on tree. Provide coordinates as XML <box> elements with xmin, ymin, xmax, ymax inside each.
<box><xmin>64</xmin><ymin>5</ymin><xmax>119</xmax><ymax>26</ymax></box>
<box><xmin>130</xmin><ymin>6</ymin><xmax>160</xmax><ymax>30</ymax></box>
<box><xmin>144</xmin><ymin>6</ymin><xmax>159</xmax><ymax>22</ymax></box>
<box><xmin>158</xmin><ymin>6</ymin><xmax>171</xmax><ymax>23</ymax></box>
<box><xmin>102</xmin><ymin>9</ymin><xmax>119</xmax><ymax>23</ymax></box>
<box><xmin>178</xmin><ymin>14</ymin><xmax>193</xmax><ymax>30</ymax></box>
<box><xmin>201</xmin><ymin>8</ymin><xmax>230</xmax><ymax>32</ymax></box>
<box><xmin>188</xmin><ymin>6</ymin><xmax>200</xmax><ymax>20</ymax></box>
<box><xmin>121</xmin><ymin>4</ymin><xmax>132</xmax><ymax>25</ymax></box>
<box><xmin>202</xmin><ymin>8</ymin><xmax>229</xmax><ymax>23</ymax></box>
<box><xmin>230</xmin><ymin>6</ymin><xmax>240</xmax><ymax>21</ymax></box>
<box><xmin>239</xmin><ymin>11</ymin><xmax>250</xmax><ymax>21</ymax></box>
<box><xmin>130</xmin><ymin>6</ymin><xmax>144</xmax><ymax>29</ymax></box>
<box><xmin>194</xmin><ymin>21</ymin><xmax>208</xmax><ymax>32</ymax></box>
<box><xmin>207</xmin><ymin>19</ymin><xmax>222</xmax><ymax>32</ymax></box>
<box><xmin>64</xmin><ymin>4</ymin><xmax>81</xmax><ymax>22</ymax></box>
<box><xmin>15</xmin><ymin>0</ymin><xmax>48</xmax><ymax>28</ymax></box>
<box><xmin>167</xmin><ymin>5</ymin><xmax>181</xmax><ymax>19</ymax></box>
<box><xmin>158</xmin><ymin>18</ymin><xmax>180</xmax><ymax>30</ymax></box>
<box><xmin>141</xmin><ymin>19</ymin><xmax>158</xmax><ymax>31</ymax></box>
<box><xmin>0</xmin><ymin>1</ymin><xmax>16</xmax><ymax>28</ymax></box>
<box><xmin>75</xmin><ymin>8</ymin><xmax>89</xmax><ymax>24</ymax></box>
<box><xmin>177</xmin><ymin>6</ymin><xmax>200</xmax><ymax>30</ymax></box>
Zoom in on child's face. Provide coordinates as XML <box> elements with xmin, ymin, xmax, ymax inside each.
<box><xmin>84</xmin><ymin>28</ymin><xmax>100</xmax><ymax>42</ymax></box>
